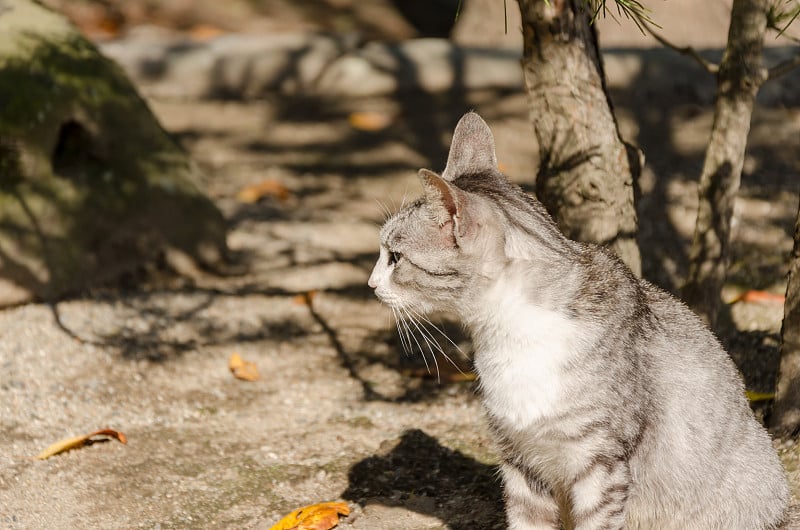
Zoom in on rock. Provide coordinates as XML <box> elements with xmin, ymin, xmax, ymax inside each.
<box><xmin>0</xmin><ymin>0</ymin><xmax>228</xmax><ymax>306</ymax></box>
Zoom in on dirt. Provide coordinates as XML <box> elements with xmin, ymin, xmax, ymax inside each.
<box><xmin>3</xmin><ymin>2</ymin><xmax>800</xmax><ymax>529</ymax></box>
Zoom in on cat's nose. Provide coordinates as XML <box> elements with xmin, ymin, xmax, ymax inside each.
<box><xmin>368</xmin><ymin>272</ymin><xmax>378</xmax><ymax>289</ymax></box>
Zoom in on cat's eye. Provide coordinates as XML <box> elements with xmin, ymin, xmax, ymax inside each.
<box><xmin>388</xmin><ymin>251</ymin><xmax>402</xmax><ymax>266</ymax></box>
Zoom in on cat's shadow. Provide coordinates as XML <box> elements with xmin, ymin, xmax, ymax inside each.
<box><xmin>341</xmin><ymin>429</ymin><xmax>505</xmax><ymax>530</ymax></box>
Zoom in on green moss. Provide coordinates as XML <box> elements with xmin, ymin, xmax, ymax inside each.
<box><xmin>0</xmin><ymin>0</ymin><xmax>227</xmax><ymax>303</ymax></box>
<box><xmin>346</xmin><ymin>415</ymin><xmax>376</xmax><ymax>429</ymax></box>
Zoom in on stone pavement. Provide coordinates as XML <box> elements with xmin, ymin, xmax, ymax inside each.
<box><xmin>2</xmin><ymin>27</ymin><xmax>800</xmax><ymax>529</ymax></box>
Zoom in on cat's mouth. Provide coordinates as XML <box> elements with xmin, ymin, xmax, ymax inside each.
<box><xmin>372</xmin><ymin>289</ymin><xmax>398</xmax><ymax>307</ymax></box>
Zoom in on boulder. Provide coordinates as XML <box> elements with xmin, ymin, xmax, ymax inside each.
<box><xmin>0</xmin><ymin>0</ymin><xmax>228</xmax><ymax>306</ymax></box>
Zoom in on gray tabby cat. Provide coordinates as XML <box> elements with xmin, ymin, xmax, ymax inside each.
<box><xmin>368</xmin><ymin>112</ymin><xmax>789</xmax><ymax>529</ymax></box>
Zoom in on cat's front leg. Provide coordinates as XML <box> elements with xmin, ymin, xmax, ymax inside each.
<box><xmin>501</xmin><ymin>462</ymin><xmax>560</xmax><ymax>530</ymax></box>
<box><xmin>569</xmin><ymin>457</ymin><xmax>630</xmax><ymax>530</ymax></box>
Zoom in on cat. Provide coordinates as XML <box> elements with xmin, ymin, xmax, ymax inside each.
<box><xmin>368</xmin><ymin>112</ymin><xmax>789</xmax><ymax>529</ymax></box>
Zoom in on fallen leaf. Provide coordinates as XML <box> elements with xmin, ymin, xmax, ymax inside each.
<box><xmin>292</xmin><ymin>290</ymin><xmax>318</xmax><ymax>307</ymax></box>
<box><xmin>68</xmin><ymin>4</ymin><xmax>124</xmax><ymax>40</ymax></box>
<box><xmin>746</xmin><ymin>390</ymin><xmax>775</xmax><ymax>402</ymax></box>
<box><xmin>730</xmin><ymin>290</ymin><xmax>785</xmax><ymax>305</ymax></box>
<box><xmin>348</xmin><ymin>111</ymin><xmax>394</xmax><ymax>132</ymax></box>
<box><xmin>190</xmin><ymin>24</ymin><xmax>225</xmax><ymax>41</ymax></box>
<box><xmin>270</xmin><ymin>501</ymin><xmax>350</xmax><ymax>530</ymax></box>
<box><xmin>229</xmin><ymin>352</ymin><xmax>260</xmax><ymax>382</ymax></box>
<box><xmin>236</xmin><ymin>179</ymin><xmax>291</xmax><ymax>204</ymax></box>
<box><xmin>36</xmin><ymin>429</ymin><xmax>127</xmax><ymax>460</ymax></box>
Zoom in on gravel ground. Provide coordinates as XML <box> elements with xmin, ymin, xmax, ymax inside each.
<box><xmin>2</xmin><ymin>21</ymin><xmax>800</xmax><ymax>529</ymax></box>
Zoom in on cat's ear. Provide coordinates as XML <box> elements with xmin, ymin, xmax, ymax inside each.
<box><xmin>441</xmin><ymin>112</ymin><xmax>497</xmax><ymax>182</ymax></box>
<box><xmin>419</xmin><ymin>168</ymin><xmax>474</xmax><ymax>243</ymax></box>
<box><xmin>419</xmin><ymin>168</ymin><xmax>460</xmax><ymax>224</ymax></box>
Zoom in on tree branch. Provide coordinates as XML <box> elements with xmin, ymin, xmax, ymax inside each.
<box><xmin>767</xmin><ymin>50</ymin><xmax>800</xmax><ymax>80</ymax></box>
<box><xmin>636</xmin><ymin>16</ymin><xmax>720</xmax><ymax>75</ymax></box>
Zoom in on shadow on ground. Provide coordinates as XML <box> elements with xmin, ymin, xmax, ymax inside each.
<box><xmin>342</xmin><ymin>429</ymin><xmax>505</xmax><ymax>530</ymax></box>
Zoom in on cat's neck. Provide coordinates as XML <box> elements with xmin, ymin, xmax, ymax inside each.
<box><xmin>464</xmin><ymin>258</ymin><xmax>589</xmax><ymax>344</ymax></box>
<box><xmin>467</xmin><ymin>247</ymin><xmax>577</xmax><ymax>310</ymax></box>
<box><xmin>466</xmin><ymin>260</ymin><xmax>594</xmax><ymax>427</ymax></box>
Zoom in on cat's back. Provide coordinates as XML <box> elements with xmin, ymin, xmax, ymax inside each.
<box><xmin>627</xmin><ymin>279</ymin><xmax>788</xmax><ymax>529</ymax></box>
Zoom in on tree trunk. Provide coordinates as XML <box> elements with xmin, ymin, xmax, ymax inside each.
<box><xmin>770</xmin><ymin>199</ymin><xmax>800</xmax><ymax>437</ymax></box>
<box><xmin>516</xmin><ymin>0</ymin><xmax>641</xmax><ymax>276</ymax></box>
<box><xmin>682</xmin><ymin>0</ymin><xmax>768</xmax><ymax>327</ymax></box>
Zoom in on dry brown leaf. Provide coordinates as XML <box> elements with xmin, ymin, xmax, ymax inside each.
<box><xmin>348</xmin><ymin>111</ymin><xmax>394</xmax><ymax>132</ymax></box>
<box><xmin>228</xmin><ymin>352</ymin><xmax>260</xmax><ymax>382</ymax></box>
<box><xmin>36</xmin><ymin>429</ymin><xmax>127</xmax><ymax>460</ymax></box>
<box><xmin>190</xmin><ymin>24</ymin><xmax>225</xmax><ymax>41</ymax></box>
<box><xmin>236</xmin><ymin>179</ymin><xmax>291</xmax><ymax>204</ymax></box>
<box><xmin>730</xmin><ymin>290</ymin><xmax>786</xmax><ymax>305</ymax></box>
<box><xmin>270</xmin><ymin>501</ymin><xmax>350</xmax><ymax>530</ymax></box>
<box><xmin>68</xmin><ymin>5</ymin><xmax>123</xmax><ymax>40</ymax></box>
<box><xmin>292</xmin><ymin>290</ymin><xmax>318</xmax><ymax>307</ymax></box>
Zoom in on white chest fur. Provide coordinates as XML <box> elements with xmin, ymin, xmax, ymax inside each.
<box><xmin>471</xmin><ymin>279</ymin><xmax>583</xmax><ymax>430</ymax></box>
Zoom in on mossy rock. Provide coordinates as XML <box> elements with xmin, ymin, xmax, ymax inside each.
<box><xmin>0</xmin><ymin>0</ymin><xmax>228</xmax><ymax>305</ymax></box>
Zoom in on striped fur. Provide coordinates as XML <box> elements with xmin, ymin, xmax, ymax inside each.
<box><xmin>368</xmin><ymin>113</ymin><xmax>788</xmax><ymax>529</ymax></box>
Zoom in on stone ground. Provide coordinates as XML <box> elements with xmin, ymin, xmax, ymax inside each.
<box><xmin>3</xmin><ymin>3</ymin><xmax>800</xmax><ymax>529</ymax></box>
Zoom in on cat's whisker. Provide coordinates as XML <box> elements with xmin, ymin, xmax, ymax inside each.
<box><xmin>402</xmin><ymin>307</ymin><xmax>468</xmax><ymax>376</ymax></box>
<box><xmin>398</xmin><ymin>307</ymin><xmax>433</xmax><ymax>377</ymax></box>
<box><xmin>402</xmin><ymin>307</ymin><xmax>443</xmax><ymax>383</ymax></box>
<box><xmin>398</xmin><ymin>312</ymin><xmax>415</xmax><ymax>359</ymax></box>
<box><xmin>391</xmin><ymin>307</ymin><xmax>411</xmax><ymax>356</ymax></box>
<box><xmin>405</xmin><ymin>306</ymin><xmax>470</xmax><ymax>361</ymax></box>
<box><xmin>404</xmin><ymin>312</ymin><xmax>447</xmax><ymax>379</ymax></box>
<box><xmin>374</xmin><ymin>198</ymin><xmax>393</xmax><ymax>221</ymax></box>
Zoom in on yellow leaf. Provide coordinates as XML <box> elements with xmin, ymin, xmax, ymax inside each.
<box><xmin>746</xmin><ymin>390</ymin><xmax>775</xmax><ymax>402</ymax></box>
<box><xmin>443</xmin><ymin>371</ymin><xmax>477</xmax><ymax>382</ymax></box>
<box><xmin>348</xmin><ymin>111</ymin><xmax>394</xmax><ymax>132</ymax></box>
<box><xmin>229</xmin><ymin>352</ymin><xmax>260</xmax><ymax>382</ymax></box>
<box><xmin>36</xmin><ymin>429</ymin><xmax>127</xmax><ymax>460</ymax></box>
<box><xmin>270</xmin><ymin>501</ymin><xmax>350</xmax><ymax>530</ymax></box>
<box><xmin>229</xmin><ymin>352</ymin><xmax>245</xmax><ymax>370</ymax></box>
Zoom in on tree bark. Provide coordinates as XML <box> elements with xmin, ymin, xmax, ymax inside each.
<box><xmin>516</xmin><ymin>0</ymin><xmax>641</xmax><ymax>276</ymax></box>
<box><xmin>770</xmin><ymin>199</ymin><xmax>800</xmax><ymax>437</ymax></box>
<box><xmin>682</xmin><ymin>0</ymin><xmax>768</xmax><ymax>327</ymax></box>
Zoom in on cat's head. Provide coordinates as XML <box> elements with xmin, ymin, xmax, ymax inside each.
<box><xmin>368</xmin><ymin>112</ymin><xmax>513</xmax><ymax>316</ymax></box>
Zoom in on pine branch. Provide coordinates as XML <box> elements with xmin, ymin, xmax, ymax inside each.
<box><xmin>768</xmin><ymin>50</ymin><xmax>800</xmax><ymax>79</ymax></box>
<box><xmin>585</xmin><ymin>0</ymin><xmax>657</xmax><ymax>33</ymax></box>
<box><xmin>767</xmin><ymin>0</ymin><xmax>800</xmax><ymax>36</ymax></box>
